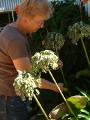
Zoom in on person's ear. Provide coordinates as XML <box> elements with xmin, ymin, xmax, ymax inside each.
<box><xmin>15</xmin><ymin>5</ymin><xmax>20</xmax><ymax>16</ymax></box>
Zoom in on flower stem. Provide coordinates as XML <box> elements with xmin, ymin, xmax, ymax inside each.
<box><xmin>33</xmin><ymin>94</ymin><xmax>50</xmax><ymax>120</ymax></box>
<box><xmin>60</xmin><ymin>68</ymin><xmax>67</xmax><ymax>87</ymax></box>
<box><xmin>48</xmin><ymin>70</ymin><xmax>78</xmax><ymax>120</ymax></box>
<box><xmin>81</xmin><ymin>36</ymin><xmax>90</xmax><ymax>67</ymax></box>
<box><xmin>60</xmin><ymin>68</ymin><xmax>71</xmax><ymax>96</ymax></box>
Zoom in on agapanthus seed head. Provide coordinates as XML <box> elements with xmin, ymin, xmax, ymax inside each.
<box><xmin>68</xmin><ymin>22</ymin><xmax>90</xmax><ymax>45</ymax></box>
<box><xmin>13</xmin><ymin>71</ymin><xmax>41</xmax><ymax>101</ymax></box>
<box><xmin>44</xmin><ymin>32</ymin><xmax>65</xmax><ymax>53</ymax></box>
<box><xmin>32</xmin><ymin>50</ymin><xmax>62</xmax><ymax>76</ymax></box>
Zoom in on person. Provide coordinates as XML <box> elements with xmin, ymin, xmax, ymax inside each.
<box><xmin>0</xmin><ymin>0</ymin><xmax>64</xmax><ymax>120</ymax></box>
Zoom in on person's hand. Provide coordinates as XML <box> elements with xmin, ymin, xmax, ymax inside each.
<box><xmin>57</xmin><ymin>83</ymin><xmax>68</xmax><ymax>92</ymax></box>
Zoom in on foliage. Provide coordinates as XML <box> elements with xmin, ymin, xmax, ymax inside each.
<box><xmin>77</xmin><ymin>109</ymin><xmax>90</xmax><ymax>120</ymax></box>
<box><xmin>49</xmin><ymin>95</ymin><xmax>88</xmax><ymax>120</ymax></box>
<box><xmin>61</xmin><ymin>90</ymin><xmax>90</xmax><ymax>120</ymax></box>
<box><xmin>45</xmin><ymin>0</ymin><xmax>82</xmax><ymax>34</ymax></box>
<box><xmin>67</xmin><ymin>95</ymin><xmax>87</xmax><ymax>110</ymax></box>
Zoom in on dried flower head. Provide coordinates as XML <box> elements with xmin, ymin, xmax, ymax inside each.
<box><xmin>44</xmin><ymin>32</ymin><xmax>65</xmax><ymax>54</ymax></box>
<box><xmin>68</xmin><ymin>22</ymin><xmax>90</xmax><ymax>45</ymax></box>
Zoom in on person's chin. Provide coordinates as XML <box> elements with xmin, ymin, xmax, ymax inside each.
<box><xmin>33</xmin><ymin>30</ymin><xmax>37</xmax><ymax>32</ymax></box>
<box><xmin>28</xmin><ymin>30</ymin><xmax>36</xmax><ymax>33</ymax></box>
<box><xmin>34</xmin><ymin>28</ymin><xmax>40</xmax><ymax>32</ymax></box>
<box><xmin>33</xmin><ymin>29</ymin><xmax>38</xmax><ymax>32</ymax></box>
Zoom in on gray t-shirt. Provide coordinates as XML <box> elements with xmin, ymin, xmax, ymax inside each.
<box><xmin>0</xmin><ymin>23</ymin><xmax>31</xmax><ymax>96</ymax></box>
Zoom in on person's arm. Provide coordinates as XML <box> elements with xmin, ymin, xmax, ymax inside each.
<box><xmin>13</xmin><ymin>57</ymin><xmax>32</xmax><ymax>72</ymax></box>
<box><xmin>36</xmin><ymin>79</ymin><xmax>64</xmax><ymax>92</ymax></box>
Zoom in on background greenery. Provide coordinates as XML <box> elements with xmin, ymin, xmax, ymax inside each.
<box><xmin>1</xmin><ymin>0</ymin><xmax>90</xmax><ymax>119</ymax></box>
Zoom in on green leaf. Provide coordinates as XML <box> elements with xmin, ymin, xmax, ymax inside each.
<box><xmin>67</xmin><ymin>95</ymin><xmax>88</xmax><ymax>109</ymax></box>
<box><xmin>76</xmin><ymin>87</ymin><xmax>90</xmax><ymax>101</ymax></box>
<box><xmin>80</xmin><ymin>109</ymin><xmax>89</xmax><ymax>115</ymax></box>
<box><xmin>78</xmin><ymin>114</ymin><xmax>90</xmax><ymax>120</ymax></box>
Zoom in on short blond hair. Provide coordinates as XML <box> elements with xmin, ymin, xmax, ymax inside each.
<box><xmin>19</xmin><ymin>0</ymin><xmax>53</xmax><ymax>20</ymax></box>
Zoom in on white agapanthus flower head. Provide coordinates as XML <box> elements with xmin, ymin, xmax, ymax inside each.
<box><xmin>13</xmin><ymin>71</ymin><xmax>41</xmax><ymax>101</ymax></box>
<box><xmin>32</xmin><ymin>50</ymin><xmax>61</xmax><ymax>76</ymax></box>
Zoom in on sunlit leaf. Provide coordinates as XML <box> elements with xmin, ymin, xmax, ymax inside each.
<box><xmin>80</xmin><ymin>109</ymin><xmax>89</xmax><ymax>115</ymax></box>
<box><xmin>76</xmin><ymin>87</ymin><xmax>90</xmax><ymax>101</ymax></box>
<box><xmin>67</xmin><ymin>95</ymin><xmax>88</xmax><ymax>109</ymax></box>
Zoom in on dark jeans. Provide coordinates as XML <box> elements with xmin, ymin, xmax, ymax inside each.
<box><xmin>0</xmin><ymin>96</ymin><xmax>29</xmax><ymax>120</ymax></box>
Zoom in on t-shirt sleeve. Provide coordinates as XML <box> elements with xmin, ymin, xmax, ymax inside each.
<box><xmin>7</xmin><ymin>38</ymin><xmax>28</xmax><ymax>60</ymax></box>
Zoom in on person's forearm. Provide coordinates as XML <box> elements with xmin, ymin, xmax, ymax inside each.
<box><xmin>37</xmin><ymin>79</ymin><xmax>61</xmax><ymax>92</ymax></box>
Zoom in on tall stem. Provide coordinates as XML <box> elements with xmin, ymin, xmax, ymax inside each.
<box><xmin>60</xmin><ymin>68</ymin><xmax>71</xmax><ymax>96</ymax></box>
<box><xmin>81</xmin><ymin>36</ymin><xmax>90</xmax><ymax>67</ymax></box>
<box><xmin>33</xmin><ymin>94</ymin><xmax>50</xmax><ymax>120</ymax></box>
<box><xmin>48</xmin><ymin>70</ymin><xmax>78</xmax><ymax>120</ymax></box>
<box><xmin>57</xmin><ymin>53</ymin><xmax>69</xmax><ymax>90</ymax></box>
<box><xmin>60</xmin><ymin>68</ymin><xmax>67</xmax><ymax>87</ymax></box>
<box><xmin>80</xmin><ymin>0</ymin><xmax>83</xmax><ymax>21</ymax></box>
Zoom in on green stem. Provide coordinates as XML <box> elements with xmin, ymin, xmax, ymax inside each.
<box><xmin>60</xmin><ymin>68</ymin><xmax>67</xmax><ymax>87</ymax></box>
<box><xmin>33</xmin><ymin>94</ymin><xmax>50</xmax><ymax>120</ymax></box>
<box><xmin>57</xmin><ymin>53</ymin><xmax>68</xmax><ymax>89</ymax></box>
<box><xmin>81</xmin><ymin>36</ymin><xmax>90</xmax><ymax>67</ymax></box>
<box><xmin>48</xmin><ymin>70</ymin><xmax>78</xmax><ymax>120</ymax></box>
<box><xmin>60</xmin><ymin>68</ymin><xmax>71</xmax><ymax>96</ymax></box>
<box><xmin>80</xmin><ymin>0</ymin><xmax>83</xmax><ymax>21</ymax></box>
